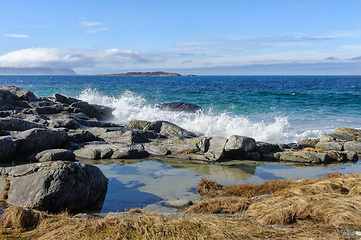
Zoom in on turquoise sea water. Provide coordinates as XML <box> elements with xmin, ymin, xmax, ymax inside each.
<box><xmin>1</xmin><ymin>75</ymin><xmax>361</xmax><ymax>213</ymax></box>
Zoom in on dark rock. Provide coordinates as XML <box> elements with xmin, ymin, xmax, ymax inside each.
<box><xmin>11</xmin><ymin>128</ymin><xmax>68</xmax><ymax>156</ymax></box>
<box><xmin>256</xmin><ymin>142</ymin><xmax>282</xmax><ymax>154</ymax></box>
<box><xmin>54</xmin><ymin>93</ymin><xmax>80</xmax><ymax>106</ymax></box>
<box><xmin>0</xmin><ymin>85</ymin><xmax>38</xmax><ymax>102</ymax></box>
<box><xmin>74</xmin><ymin>144</ymin><xmax>115</xmax><ymax>160</ymax></box>
<box><xmin>157</xmin><ymin>102</ymin><xmax>202</xmax><ymax>113</ymax></box>
<box><xmin>0</xmin><ymin>117</ymin><xmax>46</xmax><ymax>131</ymax></box>
<box><xmin>0</xmin><ymin>161</ymin><xmax>108</xmax><ymax>212</ymax></box>
<box><xmin>70</xmin><ymin>101</ymin><xmax>114</xmax><ymax>121</ymax></box>
<box><xmin>28</xmin><ymin>149</ymin><xmax>76</xmax><ymax>162</ymax></box>
<box><xmin>67</xmin><ymin>129</ymin><xmax>98</xmax><ymax>143</ymax></box>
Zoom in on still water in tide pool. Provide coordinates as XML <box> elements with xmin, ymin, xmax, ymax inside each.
<box><xmin>81</xmin><ymin>157</ymin><xmax>361</xmax><ymax>215</ymax></box>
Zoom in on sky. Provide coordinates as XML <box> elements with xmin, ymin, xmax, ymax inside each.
<box><xmin>0</xmin><ymin>0</ymin><xmax>360</xmax><ymax>75</ymax></box>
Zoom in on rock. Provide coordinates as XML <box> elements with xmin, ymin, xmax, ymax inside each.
<box><xmin>70</xmin><ymin>101</ymin><xmax>114</xmax><ymax>121</ymax></box>
<box><xmin>163</xmin><ymin>199</ymin><xmax>196</xmax><ymax>208</ymax></box>
<box><xmin>297</xmin><ymin>138</ymin><xmax>320</xmax><ymax>148</ymax></box>
<box><xmin>0</xmin><ymin>85</ymin><xmax>38</xmax><ymax>102</ymax></box>
<box><xmin>100</xmin><ymin>129</ymin><xmax>159</xmax><ymax>144</ymax></box>
<box><xmin>11</xmin><ymin>128</ymin><xmax>68</xmax><ymax>156</ymax></box>
<box><xmin>0</xmin><ymin>161</ymin><xmax>108</xmax><ymax>212</ymax></box>
<box><xmin>125</xmin><ymin>120</ymin><xmax>150</xmax><ymax>130</ymax></box>
<box><xmin>0</xmin><ymin>117</ymin><xmax>46</xmax><ymax>131</ymax></box>
<box><xmin>67</xmin><ymin>129</ymin><xmax>98</xmax><ymax>143</ymax></box>
<box><xmin>48</xmin><ymin>116</ymin><xmax>82</xmax><ymax>129</ymax></box>
<box><xmin>203</xmin><ymin>137</ymin><xmax>227</xmax><ymax>161</ymax></box>
<box><xmin>111</xmin><ymin>145</ymin><xmax>149</xmax><ymax>159</ymax></box>
<box><xmin>225</xmin><ymin>135</ymin><xmax>256</xmax><ymax>153</ymax></box>
<box><xmin>74</xmin><ymin>144</ymin><xmax>115</xmax><ymax>160</ymax></box>
<box><xmin>143</xmin><ymin>141</ymin><xmax>170</xmax><ymax>156</ymax></box>
<box><xmin>28</xmin><ymin>149</ymin><xmax>75</xmax><ymax>162</ymax></box>
<box><xmin>274</xmin><ymin>151</ymin><xmax>331</xmax><ymax>164</ymax></box>
<box><xmin>0</xmin><ymin>136</ymin><xmax>21</xmax><ymax>160</ymax></box>
<box><xmin>256</xmin><ymin>142</ymin><xmax>282</xmax><ymax>154</ymax></box>
<box><xmin>344</xmin><ymin>141</ymin><xmax>361</xmax><ymax>153</ymax></box>
<box><xmin>145</xmin><ymin>121</ymin><xmax>197</xmax><ymax>138</ymax></box>
<box><xmin>315</xmin><ymin>141</ymin><xmax>344</xmax><ymax>151</ymax></box>
<box><xmin>55</xmin><ymin>93</ymin><xmax>80</xmax><ymax>105</ymax></box>
<box><xmin>246</xmin><ymin>151</ymin><xmax>262</xmax><ymax>160</ymax></box>
<box><xmin>157</xmin><ymin>102</ymin><xmax>202</xmax><ymax>113</ymax></box>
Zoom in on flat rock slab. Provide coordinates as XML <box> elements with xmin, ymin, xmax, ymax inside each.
<box><xmin>0</xmin><ymin>161</ymin><xmax>108</xmax><ymax>212</ymax></box>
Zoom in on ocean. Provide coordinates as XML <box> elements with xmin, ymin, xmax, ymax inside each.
<box><xmin>2</xmin><ymin>75</ymin><xmax>361</xmax><ymax>144</ymax></box>
<box><xmin>1</xmin><ymin>75</ymin><xmax>361</xmax><ymax>214</ymax></box>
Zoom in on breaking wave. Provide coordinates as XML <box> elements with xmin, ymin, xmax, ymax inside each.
<box><xmin>78</xmin><ymin>88</ymin><xmax>321</xmax><ymax>144</ymax></box>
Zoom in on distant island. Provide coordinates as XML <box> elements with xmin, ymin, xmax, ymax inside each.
<box><xmin>95</xmin><ymin>71</ymin><xmax>181</xmax><ymax>76</ymax></box>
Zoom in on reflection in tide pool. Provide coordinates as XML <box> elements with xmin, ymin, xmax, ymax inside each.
<box><xmin>85</xmin><ymin>158</ymin><xmax>361</xmax><ymax>215</ymax></box>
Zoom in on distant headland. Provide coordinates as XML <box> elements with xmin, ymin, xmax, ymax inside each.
<box><xmin>94</xmin><ymin>71</ymin><xmax>181</xmax><ymax>76</ymax></box>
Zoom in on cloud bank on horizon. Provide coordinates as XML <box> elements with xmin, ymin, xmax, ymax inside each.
<box><xmin>0</xmin><ymin>0</ymin><xmax>360</xmax><ymax>75</ymax></box>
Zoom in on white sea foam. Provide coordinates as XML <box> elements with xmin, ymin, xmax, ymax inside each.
<box><xmin>78</xmin><ymin>89</ymin><xmax>322</xmax><ymax>144</ymax></box>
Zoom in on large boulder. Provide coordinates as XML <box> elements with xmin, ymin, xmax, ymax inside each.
<box><xmin>0</xmin><ymin>161</ymin><xmax>108</xmax><ymax>212</ymax></box>
<box><xmin>10</xmin><ymin>128</ymin><xmax>68</xmax><ymax>156</ymax></box>
<box><xmin>27</xmin><ymin>149</ymin><xmax>75</xmax><ymax>162</ymax></box>
<box><xmin>0</xmin><ymin>85</ymin><xmax>38</xmax><ymax>102</ymax></box>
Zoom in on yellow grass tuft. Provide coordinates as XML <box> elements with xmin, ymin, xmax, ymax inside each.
<box><xmin>197</xmin><ymin>177</ymin><xmax>223</xmax><ymax>196</ymax></box>
<box><xmin>185</xmin><ymin>196</ymin><xmax>251</xmax><ymax>214</ymax></box>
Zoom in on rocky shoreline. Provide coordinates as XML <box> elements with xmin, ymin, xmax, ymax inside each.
<box><xmin>0</xmin><ymin>85</ymin><xmax>360</xmax><ymax>212</ymax></box>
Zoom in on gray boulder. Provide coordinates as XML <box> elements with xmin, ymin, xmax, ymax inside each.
<box><xmin>111</xmin><ymin>145</ymin><xmax>149</xmax><ymax>159</ymax></box>
<box><xmin>28</xmin><ymin>149</ymin><xmax>75</xmax><ymax>162</ymax></box>
<box><xmin>0</xmin><ymin>117</ymin><xmax>46</xmax><ymax>131</ymax></box>
<box><xmin>316</xmin><ymin>141</ymin><xmax>344</xmax><ymax>151</ymax></box>
<box><xmin>0</xmin><ymin>85</ymin><xmax>38</xmax><ymax>102</ymax></box>
<box><xmin>0</xmin><ymin>161</ymin><xmax>108</xmax><ymax>212</ymax></box>
<box><xmin>344</xmin><ymin>141</ymin><xmax>361</xmax><ymax>153</ymax></box>
<box><xmin>11</xmin><ymin>128</ymin><xmax>68</xmax><ymax>155</ymax></box>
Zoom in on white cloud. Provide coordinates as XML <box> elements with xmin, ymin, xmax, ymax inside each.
<box><xmin>78</xmin><ymin>21</ymin><xmax>102</xmax><ymax>27</ymax></box>
<box><xmin>86</xmin><ymin>28</ymin><xmax>110</xmax><ymax>34</ymax></box>
<box><xmin>2</xmin><ymin>34</ymin><xmax>29</xmax><ymax>38</ymax></box>
<box><xmin>0</xmin><ymin>48</ymin><xmax>166</xmax><ymax>69</ymax></box>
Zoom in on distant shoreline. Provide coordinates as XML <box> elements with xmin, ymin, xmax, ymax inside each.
<box><xmin>94</xmin><ymin>71</ymin><xmax>181</xmax><ymax>76</ymax></box>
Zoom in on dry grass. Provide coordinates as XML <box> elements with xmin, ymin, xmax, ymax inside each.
<box><xmin>197</xmin><ymin>177</ymin><xmax>223</xmax><ymax>196</ymax></box>
<box><xmin>246</xmin><ymin>173</ymin><xmax>361</xmax><ymax>230</ymax></box>
<box><xmin>0</xmin><ymin>208</ymin><xmax>347</xmax><ymax>239</ymax></box>
<box><xmin>185</xmin><ymin>196</ymin><xmax>251</xmax><ymax>214</ymax></box>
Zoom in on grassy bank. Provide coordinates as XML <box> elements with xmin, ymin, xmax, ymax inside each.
<box><xmin>1</xmin><ymin>173</ymin><xmax>360</xmax><ymax>239</ymax></box>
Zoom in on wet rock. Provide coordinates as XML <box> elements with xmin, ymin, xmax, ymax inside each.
<box><xmin>157</xmin><ymin>102</ymin><xmax>202</xmax><ymax>113</ymax></box>
<box><xmin>28</xmin><ymin>149</ymin><xmax>75</xmax><ymax>162</ymax></box>
<box><xmin>0</xmin><ymin>161</ymin><xmax>108</xmax><ymax>212</ymax></box>
<box><xmin>54</xmin><ymin>93</ymin><xmax>79</xmax><ymax>106</ymax></box>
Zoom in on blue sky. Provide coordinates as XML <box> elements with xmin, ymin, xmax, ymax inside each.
<box><xmin>0</xmin><ymin>0</ymin><xmax>360</xmax><ymax>75</ymax></box>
